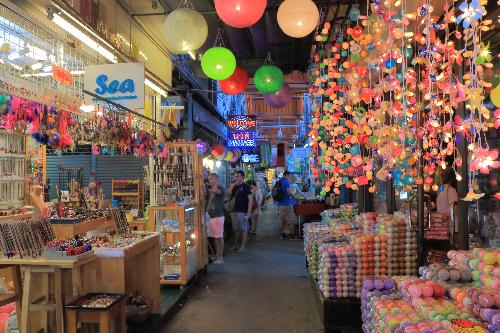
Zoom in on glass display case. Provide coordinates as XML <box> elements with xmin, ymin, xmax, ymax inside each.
<box><xmin>149</xmin><ymin>205</ymin><xmax>200</xmax><ymax>286</ymax></box>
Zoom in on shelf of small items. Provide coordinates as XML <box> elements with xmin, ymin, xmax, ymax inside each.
<box><xmin>112</xmin><ymin>179</ymin><xmax>144</xmax><ymax>211</ymax></box>
<box><xmin>50</xmin><ymin>208</ymin><xmax>114</xmax><ymax>239</ymax></box>
<box><xmin>149</xmin><ymin>205</ymin><xmax>200</xmax><ymax>286</ymax></box>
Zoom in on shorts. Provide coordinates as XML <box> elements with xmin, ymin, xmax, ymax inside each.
<box><xmin>207</xmin><ymin>216</ymin><xmax>224</xmax><ymax>238</ymax></box>
<box><xmin>231</xmin><ymin>212</ymin><xmax>250</xmax><ymax>233</ymax></box>
<box><xmin>279</xmin><ymin>205</ymin><xmax>297</xmax><ymax>225</ymax></box>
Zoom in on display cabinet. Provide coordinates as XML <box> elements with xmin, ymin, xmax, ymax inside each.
<box><xmin>111</xmin><ymin>179</ymin><xmax>144</xmax><ymax>211</ymax></box>
<box><xmin>149</xmin><ymin>205</ymin><xmax>200</xmax><ymax>285</ymax></box>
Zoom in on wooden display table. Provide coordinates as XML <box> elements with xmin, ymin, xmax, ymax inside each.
<box><xmin>52</xmin><ymin>216</ymin><xmax>114</xmax><ymax>238</ymax></box>
<box><xmin>0</xmin><ymin>213</ymin><xmax>33</xmax><ymax>221</ymax></box>
<box><xmin>0</xmin><ymin>254</ymin><xmax>96</xmax><ymax>333</ymax></box>
<box><xmin>80</xmin><ymin>233</ymin><xmax>161</xmax><ymax>314</ymax></box>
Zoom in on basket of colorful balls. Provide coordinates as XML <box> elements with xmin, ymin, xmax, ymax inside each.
<box><xmin>44</xmin><ymin>237</ymin><xmax>93</xmax><ymax>259</ymax></box>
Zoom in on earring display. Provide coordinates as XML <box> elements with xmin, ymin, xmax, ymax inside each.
<box><xmin>0</xmin><ymin>218</ymin><xmax>55</xmax><ymax>258</ymax></box>
<box><xmin>111</xmin><ymin>207</ymin><xmax>130</xmax><ymax>235</ymax></box>
<box><xmin>0</xmin><ymin>130</ymin><xmax>26</xmax><ymax>210</ymax></box>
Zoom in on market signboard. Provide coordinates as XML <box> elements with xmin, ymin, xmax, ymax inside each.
<box><xmin>226</xmin><ymin>115</ymin><xmax>257</xmax><ymax>149</ymax></box>
<box><xmin>84</xmin><ymin>62</ymin><xmax>145</xmax><ymax>109</ymax></box>
<box><xmin>241</xmin><ymin>153</ymin><xmax>260</xmax><ymax>164</ymax></box>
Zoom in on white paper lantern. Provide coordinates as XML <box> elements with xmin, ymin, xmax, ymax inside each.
<box><xmin>277</xmin><ymin>0</ymin><xmax>319</xmax><ymax>38</ymax></box>
<box><xmin>163</xmin><ymin>8</ymin><xmax>208</xmax><ymax>54</ymax></box>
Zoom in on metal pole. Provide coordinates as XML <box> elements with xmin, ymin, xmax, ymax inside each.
<box><xmin>417</xmin><ymin>104</ymin><xmax>425</xmax><ymax>266</ymax></box>
<box><xmin>186</xmin><ymin>89</ymin><xmax>194</xmax><ymax>140</ymax></box>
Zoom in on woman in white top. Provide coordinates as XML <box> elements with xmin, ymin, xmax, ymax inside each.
<box><xmin>248</xmin><ymin>180</ymin><xmax>263</xmax><ymax>235</ymax></box>
<box><xmin>436</xmin><ymin>170</ymin><xmax>458</xmax><ymax>216</ymax></box>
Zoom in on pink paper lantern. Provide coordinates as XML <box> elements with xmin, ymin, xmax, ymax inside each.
<box><xmin>214</xmin><ymin>0</ymin><xmax>267</xmax><ymax>28</ymax></box>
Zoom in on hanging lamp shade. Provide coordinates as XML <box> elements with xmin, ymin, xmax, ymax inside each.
<box><xmin>163</xmin><ymin>8</ymin><xmax>208</xmax><ymax>54</ymax></box>
<box><xmin>212</xmin><ymin>144</ymin><xmax>225</xmax><ymax>156</ymax></box>
<box><xmin>218</xmin><ymin>67</ymin><xmax>248</xmax><ymax>95</ymax></box>
<box><xmin>201</xmin><ymin>47</ymin><xmax>237</xmax><ymax>80</ymax></box>
<box><xmin>214</xmin><ymin>0</ymin><xmax>267</xmax><ymax>28</ymax></box>
<box><xmin>277</xmin><ymin>0</ymin><xmax>319</xmax><ymax>38</ymax></box>
<box><xmin>254</xmin><ymin>65</ymin><xmax>284</xmax><ymax>94</ymax></box>
<box><xmin>263</xmin><ymin>83</ymin><xmax>292</xmax><ymax>108</ymax></box>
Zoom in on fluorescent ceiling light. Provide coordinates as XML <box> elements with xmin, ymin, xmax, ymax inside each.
<box><xmin>31</xmin><ymin>63</ymin><xmax>43</xmax><ymax>70</ymax></box>
<box><xmin>20</xmin><ymin>72</ymin><xmax>52</xmax><ymax>77</ymax></box>
<box><xmin>70</xmin><ymin>70</ymin><xmax>85</xmax><ymax>75</ymax></box>
<box><xmin>80</xmin><ymin>104</ymin><xmax>95</xmax><ymax>112</ymax></box>
<box><xmin>145</xmin><ymin>78</ymin><xmax>168</xmax><ymax>97</ymax></box>
<box><xmin>43</xmin><ymin>65</ymin><xmax>52</xmax><ymax>72</ymax></box>
<box><xmin>52</xmin><ymin>14</ymin><xmax>117</xmax><ymax>63</ymax></box>
<box><xmin>7</xmin><ymin>52</ymin><xmax>19</xmax><ymax>60</ymax></box>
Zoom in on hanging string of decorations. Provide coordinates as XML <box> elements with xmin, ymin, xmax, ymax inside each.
<box><xmin>306</xmin><ymin>0</ymin><xmax>498</xmax><ymax>199</ymax></box>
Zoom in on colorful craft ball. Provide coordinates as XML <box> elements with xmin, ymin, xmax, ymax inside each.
<box><xmin>385</xmin><ymin>58</ymin><xmax>396</xmax><ymax>69</ymax></box>
<box><xmin>211</xmin><ymin>144</ymin><xmax>225</xmax><ymax>157</ymax></box>
<box><xmin>348</xmin><ymin>7</ymin><xmax>360</xmax><ymax>21</ymax></box>
<box><xmin>214</xmin><ymin>0</ymin><xmax>266</xmax><ymax>28</ymax></box>
<box><xmin>219</xmin><ymin>66</ymin><xmax>248</xmax><ymax>95</ymax></box>
<box><xmin>254</xmin><ymin>65</ymin><xmax>284</xmax><ymax>94</ymax></box>
<box><xmin>482</xmin><ymin>251</ymin><xmax>497</xmax><ymax>265</ymax></box>
<box><xmin>163</xmin><ymin>8</ymin><xmax>208</xmax><ymax>54</ymax></box>
<box><xmin>263</xmin><ymin>83</ymin><xmax>292</xmax><ymax>108</ymax></box>
<box><xmin>277</xmin><ymin>0</ymin><xmax>319</xmax><ymax>38</ymax></box>
<box><xmin>201</xmin><ymin>47</ymin><xmax>236</xmax><ymax>80</ymax></box>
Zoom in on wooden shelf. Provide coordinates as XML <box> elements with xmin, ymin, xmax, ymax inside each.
<box><xmin>0</xmin><ymin>213</ymin><xmax>32</xmax><ymax>221</ymax></box>
<box><xmin>51</xmin><ymin>216</ymin><xmax>114</xmax><ymax>238</ymax></box>
<box><xmin>160</xmin><ymin>279</ymin><xmax>182</xmax><ymax>285</ymax></box>
<box><xmin>112</xmin><ymin>192</ymin><xmax>139</xmax><ymax>196</ymax></box>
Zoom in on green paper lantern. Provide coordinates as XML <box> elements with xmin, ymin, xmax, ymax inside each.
<box><xmin>201</xmin><ymin>47</ymin><xmax>236</xmax><ymax>80</ymax></box>
<box><xmin>254</xmin><ymin>65</ymin><xmax>284</xmax><ymax>94</ymax></box>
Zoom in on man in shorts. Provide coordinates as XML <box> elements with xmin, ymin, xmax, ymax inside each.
<box><xmin>207</xmin><ymin>173</ymin><xmax>225</xmax><ymax>264</ymax></box>
<box><xmin>227</xmin><ymin>170</ymin><xmax>253</xmax><ymax>252</ymax></box>
<box><xmin>276</xmin><ymin>171</ymin><xmax>298</xmax><ymax>240</ymax></box>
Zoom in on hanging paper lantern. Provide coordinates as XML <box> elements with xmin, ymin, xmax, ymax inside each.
<box><xmin>201</xmin><ymin>47</ymin><xmax>236</xmax><ymax>80</ymax></box>
<box><xmin>211</xmin><ymin>144</ymin><xmax>225</xmax><ymax>156</ymax></box>
<box><xmin>218</xmin><ymin>66</ymin><xmax>248</xmax><ymax>95</ymax></box>
<box><xmin>254</xmin><ymin>65</ymin><xmax>284</xmax><ymax>94</ymax></box>
<box><xmin>491</xmin><ymin>85</ymin><xmax>500</xmax><ymax>108</ymax></box>
<box><xmin>214</xmin><ymin>0</ymin><xmax>267</xmax><ymax>28</ymax></box>
<box><xmin>263</xmin><ymin>83</ymin><xmax>292</xmax><ymax>108</ymax></box>
<box><xmin>163</xmin><ymin>8</ymin><xmax>208</xmax><ymax>54</ymax></box>
<box><xmin>277</xmin><ymin>0</ymin><xmax>319</xmax><ymax>38</ymax></box>
<box><xmin>224</xmin><ymin>151</ymin><xmax>234</xmax><ymax>161</ymax></box>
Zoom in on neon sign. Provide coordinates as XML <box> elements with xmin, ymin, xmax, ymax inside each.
<box><xmin>228</xmin><ymin>131</ymin><xmax>255</xmax><ymax>141</ymax></box>
<box><xmin>227</xmin><ymin>115</ymin><xmax>256</xmax><ymax>131</ymax></box>
<box><xmin>227</xmin><ymin>138</ymin><xmax>256</xmax><ymax>148</ymax></box>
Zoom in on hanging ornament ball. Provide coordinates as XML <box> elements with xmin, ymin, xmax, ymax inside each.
<box><xmin>385</xmin><ymin>57</ymin><xmax>396</xmax><ymax>69</ymax></box>
<box><xmin>218</xmin><ymin>66</ymin><xmax>248</xmax><ymax>95</ymax></box>
<box><xmin>211</xmin><ymin>144</ymin><xmax>225</xmax><ymax>157</ymax></box>
<box><xmin>214</xmin><ymin>0</ymin><xmax>267</xmax><ymax>28</ymax></box>
<box><xmin>277</xmin><ymin>0</ymin><xmax>319</xmax><ymax>38</ymax></box>
<box><xmin>163</xmin><ymin>8</ymin><xmax>208</xmax><ymax>54</ymax></box>
<box><xmin>263</xmin><ymin>83</ymin><xmax>292</xmax><ymax>108</ymax></box>
<box><xmin>224</xmin><ymin>151</ymin><xmax>234</xmax><ymax>161</ymax></box>
<box><xmin>491</xmin><ymin>85</ymin><xmax>500</xmax><ymax>108</ymax></box>
<box><xmin>349</xmin><ymin>7</ymin><xmax>360</xmax><ymax>21</ymax></box>
<box><xmin>201</xmin><ymin>47</ymin><xmax>237</xmax><ymax>80</ymax></box>
<box><xmin>254</xmin><ymin>65</ymin><xmax>284</xmax><ymax>94</ymax></box>
<box><xmin>216</xmin><ymin>151</ymin><xmax>228</xmax><ymax>161</ymax></box>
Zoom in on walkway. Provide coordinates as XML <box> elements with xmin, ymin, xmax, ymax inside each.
<box><xmin>159</xmin><ymin>205</ymin><xmax>323</xmax><ymax>333</ymax></box>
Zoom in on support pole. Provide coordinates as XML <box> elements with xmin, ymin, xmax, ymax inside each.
<box><xmin>417</xmin><ymin>105</ymin><xmax>425</xmax><ymax>267</ymax></box>
<box><xmin>186</xmin><ymin>90</ymin><xmax>194</xmax><ymax>140</ymax></box>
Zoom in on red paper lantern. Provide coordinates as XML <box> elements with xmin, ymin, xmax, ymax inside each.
<box><xmin>212</xmin><ymin>144</ymin><xmax>225</xmax><ymax>156</ymax></box>
<box><xmin>218</xmin><ymin>67</ymin><xmax>248</xmax><ymax>95</ymax></box>
<box><xmin>214</xmin><ymin>0</ymin><xmax>267</xmax><ymax>28</ymax></box>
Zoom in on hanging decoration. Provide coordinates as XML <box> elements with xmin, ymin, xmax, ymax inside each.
<box><xmin>201</xmin><ymin>28</ymin><xmax>236</xmax><ymax>80</ymax></box>
<box><xmin>254</xmin><ymin>55</ymin><xmax>284</xmax><ymax>94</ymax></box>
<box><xmin>214</xmin><ymin>0</ymin><xmax>267</xmax><ymax>28</ymax></box>
<box><xmin>163</xmin><ymin>1</ymin><xmax>208</xmax><ymax>54</ymax></box>
<box><xmin>277</xmin><ymin>0</ymin><xmax>319</xmax><ymax>38</ymax></box>
<box><xmin>263</xmin><ymin>83</ymin><xmax>293</xmax><ymax>108</ymax></box>
<box><xmin>218</xmin><ymin>66</ymin><xmax>248</xmax><ymax>95</ymax></box>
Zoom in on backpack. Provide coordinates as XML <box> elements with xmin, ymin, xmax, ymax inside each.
<box><xmin>271</xmin><ymin>179</ymin><xmax>285</xmax><ymax>202</ymax></box>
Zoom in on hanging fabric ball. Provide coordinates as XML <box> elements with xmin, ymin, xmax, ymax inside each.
<box><xmin>211</xmin><ymin>144</ymin><xmax>225</xmax><ymax>156</ymax></box>
<box><xmin>254</xmin><ymin>65</ymin><xmax>284</xmax><ymax>94</ymax></box>
<box><xmin>263</xmin><ymin>83</ymin><xmax>292</xmax><ymax>108</ymax></box>
<box><xmin>218</xmin><ymin>66</ymin><xmax>248</xmax><ymax>95</ymax></box>
<box><xmin>163</xmin><ymin>8</ymin><xmax>208</xmax><ymax>54</ymax></box>
<box><xmin>201</xmin><ymin>47</ymin><xmax>237</xmax><ymax>80</ymax></box>
<box><xmin>214</xmin><ymin>0</ymin><xmax>267</xmax><ymax>28</ymax></box>
<box><xmin>348</xmin><ymin>8</ymin><xmax>360</xmax><ymax>21</ymax></box>
<box><xmin>490</xmin><ymin>84</ymin><xmax>500</xmax><ymax>108</ymax></box>
<box><xmin>277</xmin><ymin>0</ymin><xmax>319</xmax><ymax>38</ymax></box>
<box><xmin>224</xmin><ymin>151</ymin><xmax>234</xmax><ymax>161</ymax></box>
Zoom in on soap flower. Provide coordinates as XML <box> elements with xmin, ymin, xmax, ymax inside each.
<box><xmin>456</xmin><ymin>0</ymin><xmax>486</xmax><ymax>29</ymax></box>
<box><xmin>469</xmin><ymin>148</ymin><xmax>499</xmax><ymax>174</ymax></box>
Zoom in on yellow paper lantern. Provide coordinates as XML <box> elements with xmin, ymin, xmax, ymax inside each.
<box><xmin>163</xmin><ymin>8</ymin><xmax>208</xmax><ymax>54</ymax></box>
<box><xmin>491</xmin><ymin>84</ymin><xmax>500</xmax><ymax>108</ymax></box>
<box><xmin>277</xmin><ymin>0</ymin><xmax>319</xmax><ymax>38</ymax></box>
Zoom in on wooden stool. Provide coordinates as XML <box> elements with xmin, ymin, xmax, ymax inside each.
<box><xmin>21</xmin><ymin>266</ymin><xmax>64</xmax><ymax>333</ymax></box>
<box><xmin>66</xmin><ymin>296</ymin><xmax>126</xmax><ymax>333</ymax></box>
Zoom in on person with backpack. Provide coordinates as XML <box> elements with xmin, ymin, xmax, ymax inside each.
<box><xmin>226</xmin><ymin>170</ymin><xmax>253</xmax><ymax>252</ymax></box>
<box><xmin>272</xmin><ymin>171</ymin><xmax>298</xmax><ymax>240</ymax></box>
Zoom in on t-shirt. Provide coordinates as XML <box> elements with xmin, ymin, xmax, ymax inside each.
<box><xmin>436</xmin><ymin>184</ymin><xmax>457</xmax><ymax>215</ymax></box>
<box><xmin>207</xmin><ymin>186</ymin><xmax>225</xmax><ymax>218</ymax></box>
<box><xmin>277</xmin><ymin>178</ymin><xmax>293</xmax><ymax>206</ymax></box>
<box><xmin>232</xmin><ymin>183</ymin><xmax>252</xmax><ymax>213</ymax></box>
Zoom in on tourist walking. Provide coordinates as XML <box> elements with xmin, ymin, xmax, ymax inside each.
<box><xmin>206</xmin><ymin>173</ymin><xmax>225</xmax><ymax>264</ymax></box>
<box><xmin>247</xmin><ymin>180</ymin><xmax>263</xmax><ymax>235</ymax></box>
<box><xmin>227</xmin><ymin>171</ymin><xmax>253</xmax><ymax>252</ymax></box>
<box><xmin>273</xmin><ymin>171</ymin><xmax>298</xmax><ymax>240</ymax></box>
